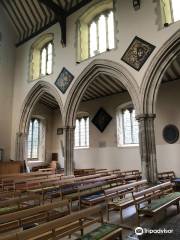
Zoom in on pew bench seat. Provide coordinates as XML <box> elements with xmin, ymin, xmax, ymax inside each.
<box><xmin>76</xmin><ymin>223</ymin><xmax>122</xmax><ymax>240</ymax></box>
<box><xmin>133</xmin><ymin>181</ymin><xmax>180</xmax><ymax>225</ymax></box>
<box><xmin>0</xmin><ymin>205</ymin><xmax>123</xmax><ymax>240</ymax></box>
<box><xmin>138</xmin><ymin>191</ymin><xmax>180</xmax><ymax>215</ymax></box>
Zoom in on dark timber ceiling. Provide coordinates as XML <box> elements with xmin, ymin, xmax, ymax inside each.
<box><xmin>0</xmin><ymin>0</ymin><xmax>92</xmax><ymax>47</ymax></box>
<box><xmin>35</xmin><ymin>56</ymin><xmax>180</xmax><ymax>109</ymax></box>
<box><xmin>38</xmin><ymin>92</ymin><xmax>59</xmax><ymax>110</ymax></box>
<box><xmin>162</xmin><ymin>55</ymin><xmax>180</xmax><ymax>83</ymax></box>
<box><xmin>82</xmin><ymin>74</ymin><xmax>127</xmax><ymax>102</ymax></box>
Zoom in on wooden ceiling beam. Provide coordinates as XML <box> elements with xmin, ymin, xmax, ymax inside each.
<box><xmin>39</xmin><ymin>0</ymin><xmax>67</xmax><ymax>16</ymax></box>
<box><xmin>67</xmin><ymin>0</ymin><xmax>92</xmax><ymax>16</ymax></box>
<box><xmin>39</xmin><ymin>0</ymin><xmax>67</xmax><ymax>46</ymax></box>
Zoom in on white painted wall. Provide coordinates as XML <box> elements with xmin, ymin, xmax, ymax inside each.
<box><xmin>9</xmin><ymin>0</ymin><xmax>180</xmax><ymax>160</ymax></box>
<box><xmin>29</xmin><ymin>103</ymin><xmax>63</xmax><ymax>168</ymax></box>
<box><xmin>74</xmin><ymin>92</ymin><xmax>141</xmax><ymax>171</ymax></box>
<box><xmin>0</xmin><ymin>0</ymin><xmax>180</xmax><ymax>174</ymax></box>
<box><xmin>0</xmin><ymin>8</ymin><xmax>16</xmax><ymax>160</ymax></box>
<box><xmin>155</xmin><ymin>80</ymin><xmax>180</xmax><ymax>176</ymax></box>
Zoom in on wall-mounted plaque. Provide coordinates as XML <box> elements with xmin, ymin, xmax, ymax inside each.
<box><xmin>163</xmin><ymin>124</ymin><xmax>179</xmax><ymax>144</ymax></box>
<box><xmin>92</xmin><ymin>108</ymin><xmax>112</xmax><ymax>132</ymax></box>
<box><xmin>55</xmin><ymin>67</ymin><xmax>74</xmax><ymax>94</ymax></box>
<box><xmin>121</xmin><ymin>36</ymin><xmax>155</xmax><ymax>71</ymax></box>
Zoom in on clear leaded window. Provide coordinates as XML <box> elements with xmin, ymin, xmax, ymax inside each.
<box><xmin>161</xmin><ymin>0</ymin><xmax>180</xmax><ymax>25</ymax></box>
<box><xmin>75</xmin><ymin>117</ymin><xmax>89</xmax><ymax>148</ymax></box>
<box><xmin>171</xmin><ymin>0</ymin><xmax>180</xmax><ymax>22</ymax></box>
<box><xmin>89</xmin><ymin>10</ymin><xmax>115</xmax><ymax>57</ymax></box>
<box><xmin>117</xmin><ymin>107</ymin><xmax>139</xmax><ymax>146</ymax></box>
<box><xmin>27</xmin><ymin>118</ymin><xmax>40</xmax><ymax>159</ymax></box>
<box><xmin>40</xmin><ymin>41</ymin><xmax>53</xmax><ymax>76</ymax></box>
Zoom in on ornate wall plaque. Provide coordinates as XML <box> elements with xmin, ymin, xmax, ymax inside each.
<box><xmin>92</xmin><ymin>108</ymin><xmax>112</xmax><ymax>132</ymax></box>
<box><xmin>55</xmin><ymin>67</ymin><xmax>74</xmax><ymax>94</ymax></box>
<box><xmin>121</xmin><ymin>36</ymin><xmax>155</xmax><ymax>71</ymax></box>
<box><xmin>163</xmin><ymin>124</ymin><xmax>179</xmax><ymax>144</ymax></box>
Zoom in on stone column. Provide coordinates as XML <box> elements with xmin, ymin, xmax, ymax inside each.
<box><xmin>64</xmin><ymin>126</ymin><xmax>75</xmax><ymax>176</ymax></box>
<box><xmin>136</xmin><ymin>114</ymin><xmax>158</xmax><ymax>183</ymax></box>
<box><xmin>16</xmin><ymin>132</ymin><xmax>29</xmax><ymax>172</ymax></box>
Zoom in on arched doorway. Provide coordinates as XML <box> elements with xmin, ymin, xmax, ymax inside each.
<box><xmin>141</xmin><ymin>30</ymin><xmax>180</xmax><ymax>182</ymax></box>
<box><xmin>16</xmin><ymin>81</ymin><xmax>64</xmax><ymax>172</ymax></box>
<box><xmin>64</xmin><ymin>59</ymin><xmax>140</xmax><ymax>175</ymax></box>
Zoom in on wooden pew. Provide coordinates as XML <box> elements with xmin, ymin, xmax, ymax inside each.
<box><xmin>67</xmin><ymin>176</ymin><xmax>124</xmax><ymax>209</ymax></box>
<box><xmin>0</xmin><ymin>195</ymin><xmax>41</xmax><ymax>215</ymax></box>
<box><xmin>27</xmin><ymin>173</ymin><xmax>112</xmax><ymax>202</ymax></box>
<box><xmin>158</xmin><ymin>171</ymin><xmax>176</xmax><ymax>182</ymax></box>
<box><xmin>133</xmin><ymin>181</ymin><xmax>180</xmax><ymax>225</ymax></box>
<box><xmin>120</xmin><ymin>170</ymin><xmax>142</xmax><ymax>182</ymax></box>
<box><xmin>104</xmin><ymin>180</ymin><xmax>148</xmax><ymax>222</ymax></box>
<box><xmin>0</xmin><ymin>199</ymin><xmax>70</xmax><ymax>233</ymax></box>
<box><xmin>0</xmin><ymin>205</ymin><xmax>122</xmax><ymax>240</ymax></box>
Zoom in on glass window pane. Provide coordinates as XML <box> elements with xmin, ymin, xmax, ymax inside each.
<box><xmin>171</xmin><ymin>0</ymin><xmax>180</xmax><ymax>22</ymax></box>
<box><xmin>75</xmin><ymin>120</ymin><xmax>80</xmax><ymax>147</ymax></box>
<box><xmin>132</xmin><ymin>110</ymin><xmax>139</xmax><ymax>144</ymax></box>
<box><xmin>27</xmin><ymin>119</ymin><xmax>40</xmax><ymax>159</ymax></box>
<box><xmin>107</xmin><ymin>11</ymin><xmax>115</xmax><ymax>49</ymax></box>
<box><xmin>123</xmin><ymin>110</ymin><xmax>132</xmax><ymax>144</ymax></box>
<box><xmin>98</xmin><ymin>14</ymin><xmax>107</xmax><ymax>53</ymax></box>
<box><xmin>41</xmin><ymin>48</ymin><xmax>47</xmax><ymax>75</ymax></box>
<box><xmin>47</xmin><ymin>43</ymin><xmax>53</xmax><ymax>74</ymax></box>
<box><xmin>90</xmin><ymin>22</ymin><xmax>97</xmax><ymax>57</ymax></box>
<box><xmin>74</xmin><ymin>117</ymin><xmax>89</xmax><ymax>147</ymax></box>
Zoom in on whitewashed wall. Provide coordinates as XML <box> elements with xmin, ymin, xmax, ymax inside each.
<box><xmin>0</xmin><ymin>0</ymin><xmax>180</xmax><ymax>167</ymax></box>
<box><xmin>0</xmin><ymin>8</ymin><xmax>16</xmax><ymax>160</ymax></box>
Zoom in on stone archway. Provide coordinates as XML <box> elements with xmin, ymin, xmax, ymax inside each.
<box><xmin>64</xmin><ymin>59</ymin><xmax>140</xmax><ymax>175</ymax></box>
<box><xmin>16</xmin><ymin>81</ymin><xmax>63</xmax><ymax>169</ymax></box>
<box><xmin>141</xmin><ymin>30</ymin><xmax>180</xmax><ymax>115</ymax></box>
<box><xmin>139</xmin><ymin>30</ymin><xmax>180</xmax><ymax>183</ymax></box>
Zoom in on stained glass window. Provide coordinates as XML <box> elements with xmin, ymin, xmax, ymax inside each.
<box><xmin>75</xmin><ymin>117</ymin><xmax>89</xmax><ymax>148</ymax></box>
<box><xmin>40</xmin><ymin>41</ymin><xmax>53</xmax><ymax>76</ymax></box>
<box><xmin>89</xmin><ymin>10</ymin><xmax>115</xmax><ymax>57</ymax></box>
<box><xmin>27</xmin><ymin>118</ymin><xmax>40</xmax><ymax>159</ymax></box>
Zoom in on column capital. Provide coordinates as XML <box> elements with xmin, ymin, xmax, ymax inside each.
<box><xmin>136</xmin><ymin>113</ymin><xmax>156</xmax><ymax>121</ymax></box>
<box><xmin>63</xmin><ymin>126</ymin><xmax>75</xmax><ymax>130</ymax></box>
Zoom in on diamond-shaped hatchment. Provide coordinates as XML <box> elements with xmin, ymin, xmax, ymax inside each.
<box><xmin>121</xmin><ymin>36</ymin><xmax>155</xmax><ymax>71</ymax></box>
<box><xmin>55</xmin><ymin>67</ymin><xmax>74</xmax><ymax>94</ymax></box>
<box><xmin>92</xmin><ymin>108</ymin><xmax>112</xmax><ymax>132</ymax></box>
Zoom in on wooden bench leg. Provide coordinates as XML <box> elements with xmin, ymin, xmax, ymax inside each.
<box><xmin>120</xmin><ymin>209</ymin><xmax>123</xmax><ymax>223</ymax></box>
<box><xmin>177</xmin><ymin>201</ymin><xmax>180</xmax><ymax>213</ymax></box>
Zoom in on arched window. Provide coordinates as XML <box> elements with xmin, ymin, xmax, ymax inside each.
<box><xmin>27</xmin><ymin>118</ymin><xmax>40</xmax><ymax>159</ymax></box>
<box><xmin>89</xmin><ymin>10</ymin><xmax>114</xmax><ymax>57</ymax></box>
<box><xmin>116</xmin><ymin>105</ymin><xmax>139</xmax><ymax>146</ymax></box>
<box><xmin>76</xmin><ymin>0</ymin><xmax>115</xmax><ymax>62</ymax></box>
<box><xmin>161</xmin><ymin>0</ymin><xmax>180</xmax><ymax>26</ymax></box>
<box><xmin>40</xmin><ymin>41</ymin><xmax>53</xmax><ymax>76</ymax></box>
<box><xmin>75</xmin><ymin>116</ymin><xmax>89</xmax><ymax>148</ymax></box>
<box><xmin>29</xmin><ymin>33</ymin><xmax>54</xmax><ymax>81</ymax></box>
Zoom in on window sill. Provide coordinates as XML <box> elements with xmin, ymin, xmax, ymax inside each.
<box><xmin>27</xmin><ymin>160</ymin><xmax>44</xmax><ymax>163</ymax></box>
<box><xmin>28</xmin><ymin>72</ymin><xmax>53</xmax><ymax>82</ymax></box>
<box><xmin>77</xmin><ymin>47</ymin><xmax>116</xmax><ymax>64</ymax></box>
<box><xmin>118</xmin><ymin>144</ymin><xmax>139</xmax><ymax>148</ymax></box>
<box><xmin>74</xmin><ymin>146</ymin><xmax>89</xmax><ymax>150</ymax></box>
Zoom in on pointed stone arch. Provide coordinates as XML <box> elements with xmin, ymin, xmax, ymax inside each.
<box><xmin>64</xmin><ymin>59</ymin><xmax>140</xmax><ymax>127</ymax></box>
<box><xmin>63</xmin><ymin>59</ymin><xmax>140</xmax><ymax>175</ymax></box>
<box><xmin>141</xmin><ymin>30</ymin><xmax>180</xmax><ymax>114</ymax></box>
<box><xmin>138</xmin><ymin>30</ymin><xmax>180</xmax><ymax>183</ymax></box>
<box><xmin>16</xmin><ymin>81</ymin><xmax>63</xmax><ymax>163</ymax></box>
